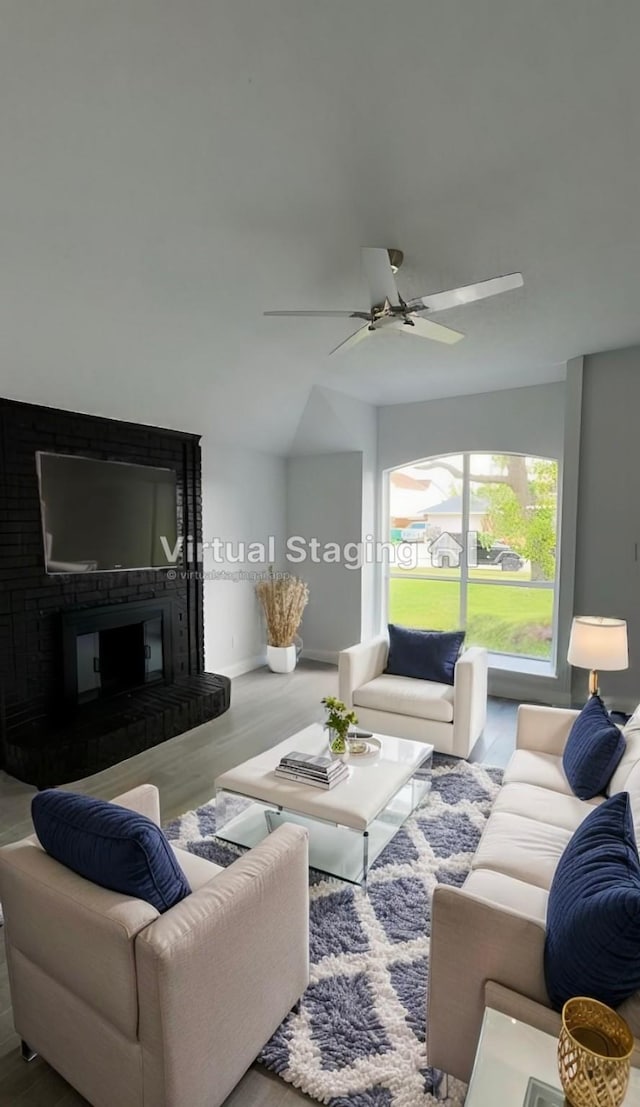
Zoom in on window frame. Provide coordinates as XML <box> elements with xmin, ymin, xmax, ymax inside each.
<box><xmin>384</xmin><ymin>451</ymin><xmax>559</xmax><ymax>671</ymax></box>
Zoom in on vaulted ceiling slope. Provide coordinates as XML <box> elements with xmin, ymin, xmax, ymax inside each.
<box><xmin>1</xmin><ymin>2</ymin><xmax>639</xmax><ymax>452</ymax></box>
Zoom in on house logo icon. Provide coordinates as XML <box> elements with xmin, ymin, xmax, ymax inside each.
<box><xmin>427</xmin><ymin>532</ymin><xmax>463</xmax><ymax>569</ymax></box>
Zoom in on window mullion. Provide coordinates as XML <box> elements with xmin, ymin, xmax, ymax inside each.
<box><xmin>460</xmin><ymin>454</ymin><xmax>469</xmax><ymax>629</ymax></box>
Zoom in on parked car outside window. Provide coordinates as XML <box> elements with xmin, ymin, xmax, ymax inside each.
<box><xmin>400</xmin><ymin>521</ymin><xmax>430</xmax><ymax>542</ymax></box>
<box><xmin>476</xmin><ymin>541</ymin><xmax>524</xmax><ymax>571</ymax></box>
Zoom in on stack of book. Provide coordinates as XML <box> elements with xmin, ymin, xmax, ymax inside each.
<box><xmin>275</xmin><ymin>750</ymin><xmax>349</xmax><ymax>790</ymax></box>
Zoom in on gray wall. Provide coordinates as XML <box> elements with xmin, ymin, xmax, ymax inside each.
<box><xmin>202</xmin><ymin>443</ymin><xmax>287</xmax><ymax>676</ymax></box>
<box><xmin>286</xmin><ymin>451</ymin><xmax>363</xmax><ymax>659</ymax></box>
<box><xmin>378</xmin><ymin>381</ymin><xmax>566</xmax><ymax>472</ymax></box>
<box><xmin>290</xmin><ymin>386</ymin><xmax>379</xmax><ymax>642</ymax></box>
<box><xmin>574</xmin><ymin>345</ymin><xmax>640</xmax><ymax>708</ymax></box>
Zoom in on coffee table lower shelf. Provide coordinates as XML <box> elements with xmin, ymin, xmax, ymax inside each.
<box><xmin>215</xmin><ymin>772</ymin><xmax>430</xmax><ymax>889</ymax></box>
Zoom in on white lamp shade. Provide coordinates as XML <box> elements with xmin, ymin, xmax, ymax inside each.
<box><xmin>567</xmin><ymin>616</ymin><xmax>629</xmax><ymax>671</ymax></box>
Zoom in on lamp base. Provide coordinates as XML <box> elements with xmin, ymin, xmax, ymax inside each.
<box><xmin>588</xmin><ymin>670</ymin><xmax>600</xmax><ymax>697</ymax></box>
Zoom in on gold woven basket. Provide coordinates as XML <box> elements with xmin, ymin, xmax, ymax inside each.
<box><xmin>558</xmin><ymin>997</ymin><xmax>634</xmax><ymax>1107</ymax></box>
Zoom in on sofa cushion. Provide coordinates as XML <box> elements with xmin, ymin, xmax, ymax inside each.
<box><xmin>618</xmin><ymin>990</ymin><xmax>640</xmax><ymax>1042</ymax></box>
<box><xmin>608</xmin><ymin>706</ymin><xmax>640</xmax><ymax>794</ymax></box>
<box><xmin>493</xmin><ymin>781</ymin><xmax>603</xmax><ymax>833</ymax></box>
<box><xmin>171</xmin><ymin>846</ymin><xmax>222</xmax><ymax>891</ymax></box>
<box><xmin>353</xmin><ymin>673</ymin><xmax>454</xmax><ymax>723</ymax></box>
<box><xmin>544</xmin><ymin>792</ymin><xmax>640</xmax><ymax>1011</ymax></box>
<box><xmin>562</xmin><ymin>695</ymin><xmax>625</xmax><ymax>800</ymax></box>
<box><xmin>463</xmin><ymin>868</ymin><xmax>548</xmax><ymax>925</ymax></box>
<box><xmin>503</xmin><ymin>750</ymin><xmax>574</xmax><ymax>796</ymax></box>
<box><xmin>472</xmin><ymin>811</ymin><xmax>572</xmax><ymax>890</ymax></box>
<box><xmin>32</xmin><ymin>791</ymin><xmax>191</xmax><ymax>914</ymax></box>
<box><xmin>385</xmin><ymin>624</ymin><xmax>465</xmax><ymax>685</ymax></box>
<box><xmin>620</xmin><ymin>761</ymin><xmax>640</xmax><ymax>842</ymax></box>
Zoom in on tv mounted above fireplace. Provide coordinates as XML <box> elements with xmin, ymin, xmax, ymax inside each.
<box><xmin>36</xmin><ymin>452</ymin><xmax>179</xmax><ymax>573</ymax></box>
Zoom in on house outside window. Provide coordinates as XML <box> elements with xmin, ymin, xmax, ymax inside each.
<box><xmin>387</xmin><ymin>453</ymin><xmax>559</xmax><ymax>664</ymax></box>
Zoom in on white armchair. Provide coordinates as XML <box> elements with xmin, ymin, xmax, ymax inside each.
<box><xmin>0</xmin><ymin>784</ymin><xmax>309</xmax><ymax>1107</ymax></box>
<box><xmin>339</xmin><ymin>635</ymin><xmax>488</xmax><ymax>758</ymax></box>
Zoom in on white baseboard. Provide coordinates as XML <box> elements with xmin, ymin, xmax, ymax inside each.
<box><xmin>301</xmin><ymin>648</ymin><xmax>339</xmax><ymax>666</ymax></box>
<box><xmin>214</xmin><ymin>653</ymin><xmax>266</xmax><ymax>679</ymax></box>
<box><xmin>488</xmin><ymin>669</ymin><xmax>572</xmax><ymax>706</ymax></box>
<box><xmin>214</xmin><ymin>649</ymin><xmax>340</xmax><ymax>677</ymax></box>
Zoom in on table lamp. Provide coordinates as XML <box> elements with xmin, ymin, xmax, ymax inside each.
<box><xmin>567</xmin><ymin>616</ymin><xmax>628</xmax><ymax>698</ymax></box>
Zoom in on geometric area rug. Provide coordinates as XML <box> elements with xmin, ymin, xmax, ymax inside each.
<box><xmin>165</xmin><ymin>755</ymin><xmax>503</xmax><ymax>1107</ymax></box>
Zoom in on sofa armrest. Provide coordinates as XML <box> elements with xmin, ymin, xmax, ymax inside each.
<box><xmin>452</xmin><ymin>647</ymin><xmax>488</xmax><ymax>757</ymax></box>
<box><xmin>338</xmin><ymin>635</ymin><xmax>388</xmax><ymax>708</ymax></box>
<box><xmin>110</xmin><ymin>783</ymin><xmax>161</xmax><ymax>826</ymax></box>
<box><xmin>485</xmin><ymin>981</ymin><xmax>562</xmax><ymax>1036</ymax></box>
<box><xmin>136</xmin><ymin>823</ymin><xmax>309</xmax><ymax>1107</ymax></box>
<box><xmin>428</xmin><ymin>883</ymin><xmax>548</xmax><ymax>1083</ymax></box>
<box><xmin>516</xmin><ymin>704</ymin><xmax>579</xmax><ymax>755</ymax></box>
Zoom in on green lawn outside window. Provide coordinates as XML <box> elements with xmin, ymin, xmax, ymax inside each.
<box><xmin>388</xmin><ymin>577</ymin><xmax>553</xmax><ymax>660</ymax></box>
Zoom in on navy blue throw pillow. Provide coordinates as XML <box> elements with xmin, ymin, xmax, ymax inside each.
<box><xmin>385</xmin><ymin>624</ymin><xmax>465</xmax><ymax>685</ymax></box>
<box><xmin>544</xmin><ymin>792</ymin><xmax>640</xmax><ymax>1011</ymax></box>
<box><xmin>32</xmin><ymin>790</ymin><xmax>190</xmax><ymax>913</ymax></box>
<box><xmin>562</xmin><ymin>695</ymin><xmax>625</xmax><ymax>800</ymax></box>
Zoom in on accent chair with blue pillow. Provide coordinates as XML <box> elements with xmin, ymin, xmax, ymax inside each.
<box><xmin>338</xmin><ymin>626</ymin><xmax>487</xmax><ymax>757</ymax></box>
<box><xmin>0</xmin><ymin>783</ymin><xmax>309</xmax><ymax>1107</ymax></box>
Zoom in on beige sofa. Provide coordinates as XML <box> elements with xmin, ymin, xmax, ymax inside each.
<box><xmin>339</xmin><ymin>635</ymin><xmax>488</xmax><ymax>757</ymax></box>
<box><xmin>0</xmin><ymin>784</ymin><xmax>309</xmax><ymax>1107</ymax></box>
<box><xmin>428</xmin><ymin>704</ymin><xmax>640</xmax><ymax>1084</ymax></box>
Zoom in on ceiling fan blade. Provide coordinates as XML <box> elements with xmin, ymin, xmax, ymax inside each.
<box><xmin>361</xmin><ymin>247</ymin><xmax>401</xmax><ymax>307</ymax></box>
<box><xmin>391</xmin><ymin>316</ymin><xmax>464</xmax><ymax>345</ymax></box>
<box><xmin>264</xmin><ymin>309</ymin><xmax>370</xmax><ymax>319</ymax></box>
<box><xmin>329</xmin><ymin>323</ymin><xmax>375</xmax><ymax>356</ymax></box>
<box><xmin>411</xmin><ymin>272</ymin><xmax>524</xmax><ymax>314</ymax></box>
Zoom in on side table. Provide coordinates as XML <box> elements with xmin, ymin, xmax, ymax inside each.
<box><xmin>463</xmin><ymin>1007</ymin><xmax>640</xmax><ymax>1106</ymax></box>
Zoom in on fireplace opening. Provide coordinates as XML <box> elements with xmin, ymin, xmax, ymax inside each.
<box><xmin>76</xmin><ymin>616</ymin><xmax>164</xmax><ymax>703</ymax></box>
<box><xmin>62</xmin><ymin>600</ymin><xmax>174</xmax><ymax>708</ymax></box>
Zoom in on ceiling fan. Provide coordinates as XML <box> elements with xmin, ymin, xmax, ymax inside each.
<box><xmin>264</xmin><ymin>248</ymin><xmax>523</xmax><ymax>355</ymax></box>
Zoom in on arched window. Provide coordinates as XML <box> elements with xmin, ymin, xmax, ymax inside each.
<box><xmin>387</xmin><ymin>453</ymin><xmax>558</xmax><ymax>662</ymax></box>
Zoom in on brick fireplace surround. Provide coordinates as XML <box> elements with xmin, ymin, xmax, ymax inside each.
<box><xmin>0</xmin><ymin>398</ymin><xmax>230</xmax><ymax>787</ymax></box>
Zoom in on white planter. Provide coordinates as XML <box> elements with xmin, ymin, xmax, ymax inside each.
<box><xmin>266</xmin><ymin>644</ymin><xmax>297</xmax><ymax>673</ymax></box>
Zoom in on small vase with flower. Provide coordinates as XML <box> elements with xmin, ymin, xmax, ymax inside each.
<box><xmin>321</xmin><ymin>696</ymin><xmax>358</xmax><ymax>760</ymax></box>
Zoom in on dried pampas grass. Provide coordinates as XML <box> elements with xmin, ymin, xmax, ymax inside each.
<box><xmin>256</xmin><ymin>568</ymin><xmax>309</xmax><ymax>647</ymax></box>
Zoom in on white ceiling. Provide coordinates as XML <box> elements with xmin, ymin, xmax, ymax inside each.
<box><xmin>1</xmin><ymin>1</ymin><xmax>640</xmax><ymax>452</ymax></box>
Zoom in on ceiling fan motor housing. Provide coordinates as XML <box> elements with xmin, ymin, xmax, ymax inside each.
<box><xmin>387</xmin><ymin>248</ymin><xmax>404</xmax><ymax>272</ymax></box>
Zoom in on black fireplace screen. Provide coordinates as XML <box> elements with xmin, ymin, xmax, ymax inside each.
<box><xmin>62</xmin><ymin>600</ymin><xmax>174</xmax><ymax>706</ymax></box>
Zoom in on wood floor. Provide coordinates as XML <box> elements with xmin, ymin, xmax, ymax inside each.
<box><xmin>0</xmin><ymin>662</ymin><xmax>518</xmax><ymax>1106</ymax></box>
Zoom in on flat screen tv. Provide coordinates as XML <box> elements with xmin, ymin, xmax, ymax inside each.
<box><xmin>36</xmin><ymin>452</ymin><xmax>179</xmax><ymax>573</ymax></box>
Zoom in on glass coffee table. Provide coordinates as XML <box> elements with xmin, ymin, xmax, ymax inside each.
<box><xmin>214</xmin><ymin>723</ymin><xmax>433</xmax><ymax>889</ymax></box>
<box><xmin>464</xmin><ymin>1008</ymin><xmax>640</xmax><ymax>1106</ymax></box>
